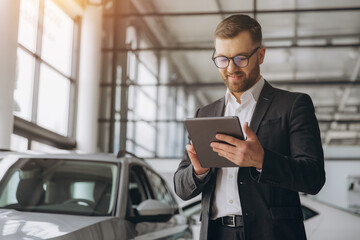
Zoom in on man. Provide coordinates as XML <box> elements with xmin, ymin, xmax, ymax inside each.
<box><xmin>173</xmin><ymin>15</ymin><xmax>325</xmax><ymax>240</ymax></box>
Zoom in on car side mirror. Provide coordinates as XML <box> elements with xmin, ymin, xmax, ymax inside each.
<box><xmin>135</xmin><ymin>199</ymin><xmax>175</xmax><ymax>222</ymax></box>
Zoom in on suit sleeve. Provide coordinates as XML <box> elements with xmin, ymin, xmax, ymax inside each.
<box><xmin>256</xmin><ymin>94</ymin><xmax>325</xmax><ymax>195</ymax></box>
<box><xmin>173</xmin><ymin>109</ymin><xmax>214</xmax><ymax>201</ymax></box>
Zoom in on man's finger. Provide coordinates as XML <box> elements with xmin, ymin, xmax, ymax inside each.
<box><xmin>186</xmin><ymin>144</ymin><xmax>196</xmax><ymax>154</ymax></box>
<box><xmin>215</xmin><ymin>134</ymin><xmax>241</xmax><ymax>146</ymax></box>
<box><xmin>243</xmin><ymin>122</ymin><xmax>257</xmax><ymax>140</ymax></box>
<box><xmin>211</xmin><ymin>142</ymin><xmax>236</xmax><ymax>153</ymax></box>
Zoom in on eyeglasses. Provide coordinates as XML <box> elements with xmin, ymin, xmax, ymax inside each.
<box><xmin>212</xmin><ymin>46</ymin><xmax>261</xmax><ymax>69</ymax></box>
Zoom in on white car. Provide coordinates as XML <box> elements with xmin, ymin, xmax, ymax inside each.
<box><xmin>301</xmin><ymin>195</ymin><xmax>360</xmax><ymax>240</ymax></box>
<box><xmin>0</xmin><ymin>151</ymin><xmax>192</xmax><ymax>240</ymax></box>
<box><xmin>181</xmin><ymin>195</ymin><xmax>360</xmax><ymax>240</ymax></box>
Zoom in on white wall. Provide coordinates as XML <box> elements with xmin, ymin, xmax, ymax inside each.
<box><xmin>315</xmin><ymin>161</ymin><xmax>360</xmax><ymax>210</ymax></box>
<box><xmin>314</xmin><ymin>146</ymin><xmax>360</xmax><ymax>211</ymax></box>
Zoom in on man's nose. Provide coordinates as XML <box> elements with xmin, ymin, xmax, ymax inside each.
<box><xmin>227</xmin><ymin>59</ymin><xmax>239</xmax><ymax>73</ymax></box>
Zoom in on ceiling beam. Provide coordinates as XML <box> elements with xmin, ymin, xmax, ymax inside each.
<box><xmin>105</xmin><ymin>7</ymin><xmax>360</xmax><ymax>18</ymax></box>
<box><xmin>103</xmin><ymin>43</ymin><xmax>360</xmax><ymax>52</ymax></box>
<box><xmin>264</xmin><ymin>33</ymin><xmax>360</xmax><ymax>42</ymax></box>
<box><xmin>101</xmin><ymin>79</ymin><xmax>360</xmax><ymax>87</ymax></box>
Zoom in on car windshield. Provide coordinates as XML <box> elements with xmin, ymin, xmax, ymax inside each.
<box><xmin>0</xmin><ymin>158</ymin><xmax>119</xmax><ymax>216</ymax></box>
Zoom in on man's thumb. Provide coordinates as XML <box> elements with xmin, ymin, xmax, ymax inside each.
<box><xmin>243</xmin><ymin>122</ymin><xmax>256</xmax><ymax>139</ymax></box>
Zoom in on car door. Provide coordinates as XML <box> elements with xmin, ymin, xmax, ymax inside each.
<box><xmin>142</xmin><ymin>167</ymin><xmax>192</xmax><ymax>239</ymax></box>
<box><xmin>126</xmin><ymin>164</ymin><xmax>191</xmax><ymax>240</ymax></box>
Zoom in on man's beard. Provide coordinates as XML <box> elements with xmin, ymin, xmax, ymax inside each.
<box><xmin>222</xmin><ymin>63</ymin><xmax>260</xmax><ymax>93</ymax></box>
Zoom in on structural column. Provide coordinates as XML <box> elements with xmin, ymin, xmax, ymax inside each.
<box><xmin>76</xmin><ymin>5</ymin><xmax>102</xmax><ymax>152</ymax></box>
<box><xmin>0</xmin><ymin>0</ymin><xmax>20</xmax><ymax>149</ymax></box>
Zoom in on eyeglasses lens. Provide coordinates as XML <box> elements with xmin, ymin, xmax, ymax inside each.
<box><xmin>234</xmin><ymin>56</ymin><xmax>248</xmax><ymax>68</ymax></box>
<box><xmin>214</xmin><ymin>56</ymin><xmax>249</xmax><ymax>68</ymax></box>
<box><xmin>215</xmin><ymin>57</ymin><xmax>228</xmax><ymax>68</ymax></box>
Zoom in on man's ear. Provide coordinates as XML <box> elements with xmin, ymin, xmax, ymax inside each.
<box><xmin>258</xmin><ymin>47</ymin><xmax>266</xmax><ymax>64</ymax></box>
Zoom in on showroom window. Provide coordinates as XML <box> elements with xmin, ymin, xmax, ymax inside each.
<box><xmin>12</xmin><ymin>0</ymin><xmax>79</xmax><ymax>151</ymax></box>
<box><xmin>99</xmin><ymin>16</ymin><xmax>196</xmax><ymax>158</ymax></box>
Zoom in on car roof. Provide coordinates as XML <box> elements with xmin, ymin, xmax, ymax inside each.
<box><xmin>0</xmin><ymin>150</ymin><xmax>149</xmax><ymax>166</ymax></box>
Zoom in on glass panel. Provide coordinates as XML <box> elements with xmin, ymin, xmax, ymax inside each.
<box><xmin>135</xmin><ymin>122</ymin><xmax>155</xmax><ymax>153</ymax></box>
<box><xmin>126</xmin><ymin>139</ymin><xmax>134</xmax><ymax>153</ymax></box>
<box><xmin>115</xmin><ymin>86</ymin><xmax>121</xmax><ymax>112</ymax></box>
<box><xmin>258</xmin><ymin>13</ymin><xmax>296</xmax><ymax>39</ymax></box>
<box><xmin>127</xmin><ymin>51</ymin><xmax>137</xmax><ymax>81</ymax></box>
<box><xmin>113</xmin><ymin>120</ymin><xmax>120</xmax><ymax>154</ymax></box>
<box><xmin>138</xmin><ymin>51</ymin><xmax>158</xmax><ymax>78</ymax></box>
<box><xmin>297</xmin><ymin>12</ymin><xmax>360</xmax><ymax>37</ymax></box>
<box><xmin>10</xmin><ymin>134</ymin><xmax>28</xmax><ymax>152</ymax></box>
<box><xmin>13</xmin><ymin>49</ymin><xmax>35</xmax><ymax>121</ymax></box>
<box><xmin>135</xmin><ymin>89</ymin><xmax>157</xmax><ymax>121</ymax></box>
<box><xmin>158</xmin><ymin>86</ymin><xmax>169</xmax><ymax>120</ymax></box>
<box><xmin>128</xmin><ymin>85</ymin><xmax>135</xmax><ymax>112</ymax></box>
<box><xmin>129</xmin><ymin>0</ymin><xmax>253</xmax><ymax>13</ymax></box>
<box><xmin>137</xmin><ymin>63</ymin><xmax>157</xmax><ymax>84</ymax></box>
<box><xmin>0</xmin><ymin>158</ymin><xmax>118</xmax><ymax>216</ymax></box>
<box><xmin>157</xmin><ymin>122</ymin><xmax>168</xmax><ymax>157</ymax></box>
<box><xmin>18</xmin><ymin>0</ymin><xmax>39</xmax><ymax>52</ymax></box>
<box><xmin>42</xmin><ymin>0</ymin><xmax>74</xmax><ymax>76</ymax></box>
<box><xmin>37</xmin><ymin>64</ymin><xmax>70</xmax><ymax>136</ymax></box>
<box><xmin>127</xmin><ymin>122</ymin><xmax>134</xmax><ymax>140</ymax></box>
<box><xmin>257</xmin><ymin>0</ymin><xmax>295</xmax><ymax>10</ymax></box>
<box><xmin>176</xmin><ymin>123</ymin><xmax>185</xmax><ymax>157</ymax></box>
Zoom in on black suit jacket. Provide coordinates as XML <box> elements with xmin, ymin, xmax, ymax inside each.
<box><xmin>174</xmin><ymin>81</ymin><xmax>325</xmax><ymax>240</ymax></box>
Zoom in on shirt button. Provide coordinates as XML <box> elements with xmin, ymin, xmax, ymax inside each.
<box><xmin>229</xmin><ymin>174</ymin><xmax>233</xmax><ymax>179</ymax></box>
<box><xmin>229</xmin><ymin>200</ymin><xmax>233</xmax><ymax>204</ymax></box>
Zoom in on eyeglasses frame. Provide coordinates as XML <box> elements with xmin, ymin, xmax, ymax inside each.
<box><xmin>212</xmin><ymin>46</ymin><xmax>261</xmax><ymax>69</ymax></box>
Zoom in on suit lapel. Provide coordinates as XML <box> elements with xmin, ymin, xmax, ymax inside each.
<box><xmin>212</xmin><ymin>97</ymin><xmax>226</xmax><ymax>117</ymax></box>
<box><xmin>250</xmin><ymin>81</ymin><xmax>275</xmax><ymax>134</ymax></box>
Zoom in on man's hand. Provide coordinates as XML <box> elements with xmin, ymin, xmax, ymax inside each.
<box><xmin>210</xmin><ymin>122</ymin><xmax>264</xmax><ymax>169</ymax></box>
<box><xmin>186</xmin><ymin>143</ymin><xmax>210</xmax><ymax>175</ymax></box>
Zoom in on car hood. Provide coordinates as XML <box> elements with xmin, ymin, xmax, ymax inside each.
<box><xmin>0</xmin><ymin>209</ymin><xmax>112</xmax><ymax>239</ymax></box>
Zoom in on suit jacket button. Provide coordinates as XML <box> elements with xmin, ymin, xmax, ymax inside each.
<box><xmin>245</xmin><ymin>212</ymin><xmax>249</xmax><ymax>216</ymax></box>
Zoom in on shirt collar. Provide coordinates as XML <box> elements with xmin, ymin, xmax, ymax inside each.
<box><xmin>225</xmin><ymin>76</ymin><xmax>265</xmax><ymax>104</ymax></box>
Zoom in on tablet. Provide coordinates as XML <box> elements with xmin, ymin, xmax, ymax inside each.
<box><xmin>184</xmin><ymin>116</ymin><xmax>244</xmax><ymax>168</ymax></box>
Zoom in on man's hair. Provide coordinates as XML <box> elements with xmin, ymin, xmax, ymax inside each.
<box><xmin>214</xmin><ymin>14</ymin><xmax>262</xmax><ymax>45</ymax></box>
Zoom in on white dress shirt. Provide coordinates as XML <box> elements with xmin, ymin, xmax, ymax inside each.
<box><xmin>210</xmin><ymin>77</ymin><xmax>265</xmax><ymax>219</ymax></box>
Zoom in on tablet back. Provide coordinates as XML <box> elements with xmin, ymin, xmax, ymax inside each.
<box><xmin>184</xmin><ymin>116</ymin><xmax>244</xmax><ymax>168</ymax></box>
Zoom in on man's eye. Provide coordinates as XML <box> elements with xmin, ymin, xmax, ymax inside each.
<box><xmin>218</xmin><ymin>57</ymin><xmax>228</xmax><ymax>63</ymax></box>
<box><xmin>235</xmin><ymin>56</ymin><xmax>247</xmax><ymax>61</ymax></box>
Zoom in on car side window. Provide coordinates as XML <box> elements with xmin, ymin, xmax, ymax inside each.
<box><xmin>143</xmin><ymin>168</ymin><xmax>177</xmax><ymax>209</ymax></box>
<box><xmin>127</xmin><ymin>165</ymin><xmax>152</xmax><ymax>217</ymax></box>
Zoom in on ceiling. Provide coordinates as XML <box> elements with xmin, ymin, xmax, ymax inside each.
<box><xmin>111</xmin><ymin>0</ymin><xmax>360</xmax><ymax>146</ymax></box>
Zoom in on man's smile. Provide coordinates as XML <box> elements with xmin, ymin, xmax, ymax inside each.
<box><xmin>227</xmin><ymin>74</ymin><xmax>243</xmax><ymax>81</ymax></box>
